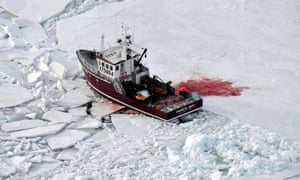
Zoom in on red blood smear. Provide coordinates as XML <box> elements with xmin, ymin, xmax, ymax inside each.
<box><xmin>175</xmin><ymin>78</ymin><xmax>248</xmax><ymax>97</ymax></box>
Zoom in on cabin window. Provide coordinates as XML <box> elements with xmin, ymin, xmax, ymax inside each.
<box><xmin>102</xmin><ymin>62</ymin><xmax>104</xmax><ymax>67</ymax></box>
<box><xmin>110</xmin><ymin>66</ymin><xmax>113</xmax><ymax>71</ymax></box>
<box><xmin>106</xmin><ymin>64</ymin><xmax>109</xmax><ymax>69</ymax></box>
<box><xmin>116</xmin><ymin>65</ymin><xmax>119</xmax><ymax>71</ymax></box>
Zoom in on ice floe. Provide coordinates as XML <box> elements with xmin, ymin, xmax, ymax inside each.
<box><xmin>73</xmin><ymin>117</ymin><xmax>102</xmax><ymax>129</ymax></box>
<box><xmin>111</xmin><ymin>114</ymin><xmax>157</xmax><ymax>137</ymax></box>
<box><xmin>27</xmin><ymin>71</ymin><xmax>42</xmax><ymax>83</ymax></box>
<box><xmin>11</xmin><ymin>123</ymin><xmax>65</xmax><ymax>138</ymax></box>
<box><xmin>56</xmin><ymin>148</ymin><xmax>78</xmax><ymax>161</ymax></box>
<box><xmin>57</xmin><ymin>90</ymin><xmax>91</xmax><ymax>108</ymax></box>
<box><xmin>68</xmin><ymin>106</ymin><xmax>87</xmax><ymax>117</ymax></box>
<box><xmin>1</xmin><ymin>0</ymin><xmax>69</xmax><ymax>22</ymax></box>
<box><xmin>46</xmin><ymin>129</ymin><xmax>90</xmax><ymax>150</ymax></box>
<box><xmin>0</xmin><ymin>159</ymin><xmax>17</xmax><ymax>177</ymax></box>
<box><xmin>27</xmin><ymin>161</ymin><xmax>62</xmax><ymax>178</ymax></box>
<box><xmin>49</xmin><ymin>61</ymin><xmax>66</xmax><ymax>79</ymax></box>
<box><xmin>0</xmin><ymin>84</ymin><xmax>33</xmax><ymax>108</ymax></box>
<box><xmin>90</xmin><ymin>101</ymin><xmax>125</xmax><ymax>117</ymax></box>
<box><xmin>0</xmin><ymin>61</ymin><xmax>23</xmax><ymax>82</ymax></box>
<box><xmin>1</xmin><ymin>119</ymin><xmax>47</xmax><ymax>132</ymax></box>
<box><xmin>42</xmin><ymin>110</ymin><xmax>73</xmax><ymax>124</ymax></box>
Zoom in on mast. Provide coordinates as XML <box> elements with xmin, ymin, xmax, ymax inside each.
<box><xmin>121</xmin><ymin>24</ymin><xmax>128</xmax><ymax>60</ymax></box>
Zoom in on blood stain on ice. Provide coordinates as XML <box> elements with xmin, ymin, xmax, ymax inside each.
<box><xmin>175</xmin><ymin>78</ymin><xmax>248</xmax><ymax>97</ymax></box>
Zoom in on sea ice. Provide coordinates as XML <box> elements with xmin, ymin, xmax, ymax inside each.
<box><xmin>1</xmin><ymin>119</ymin><xmax>47</xmax><ymax>132</ymax></box>
<box><xmin>46</xmin><ymin>129</ymin><xmax>90</xmax><ymax>150</ymax></box>
<box><xmin>73</xmin><ymin>117</ymin><xmax>102</xmax><ymax>129</ymax></box>
<box><xmin>49</xmin><ymin>61</ymin><xmax>65</xmax><ymax>79</ymax></box>
<box><xmin>57</xmin><ymin>90</ymin><xmax>91</xmax><ymax>108</ymax></box>
<box><xmin>49</xmin><ymin>173</ymin><xmax>75</xmax><ymax>180</ymax></box>
<box><xmin>50</xmin><ymin>51</ymin><xmax>81</xmax><ymax>78</ymax></box>
<box><xmin>56</xmin><ymin>148</ymin><xmax>78</xmax><ymax>161</ymax></box>
<box><xmin>1</xmin><ymin>0</ymin><xmax>69</xmax><ymax>22</ymax></box>
<box><xmin>68</xmin><ymin>106</ymin><xmax>87</xmax><ymax>117</ymax></box>
<box><xmin>42</xmin><ymin>110</ymin><xmax>73</xmax><ymax>124</ymax></box>
<box><xmin>183</xmin><ymin>134</ymin><xmax>217</xmax><ymax>157</ymax></box>
<box><xmin>39</xmin><ymin>61</ymin><xmax>50</xmax><ymax>72</ymax></box>
<box><xmin>27</xmin><ymin>71</ymin><xmax>42</xmax><ymax>83</ymax></box>
<box><xmin>12</xmin><ymin>18</ymin><xmax>47</xmax><ymax>47</ymax></box>
<box><xmin>0</xmin><ymin>159</ymin><xmax>17</xmax><ymax>177</ymax></box>
<box><xmin>0</xmin><ymin>61</ymin><xmax>23</xmax><ymax>82</ymax></box>
<box><xmin>111</xmin><ymin>114</ymin><xmax>157</xmax><ymax>137</ymax></box>
<box><xmin>90</xmin><ymin>101</ymin><xmax>125</xmax><ymax>117</ymax></box>
<box><xmin>27</xmin><ymin>162</ymin><xmax>62</xmax><ymax>178</ymax></box>
<box><xmin>0</xmin><ymin>84</ymin><xmax>33</xmax><ymax>108</ymax></box>
<box><xmin>11</xmin><ymin>123</ymin><xmax>66</xmax><ymax>138</ymax></box>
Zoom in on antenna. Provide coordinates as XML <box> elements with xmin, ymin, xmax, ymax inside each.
<box><xmin>101</xmin><ymin>33</ymin><xmax>105</xmax><ymax>51</ymax></box>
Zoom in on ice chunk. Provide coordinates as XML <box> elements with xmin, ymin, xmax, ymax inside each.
<box><xmin>0</xmin><ymin>84</ymin><xmax>33</xmax><ymax>108</ymax></box>
<box><xmin>27</xmin><ymin>162</ymin><xmax>62</xmax><ymax>178</ymax></box>
<box><xmin>111</xmin><ymin>114</ymin><xmax>157</xmax><ymax>137</ymax></box>
<box><xmin>0</xmin><ymin>160</ymin><xmax>17</xmax><ymax>177</ymax></box>
<box><xmin>27</xmin><ymin>71</ymin><xmax>42</xmax><ymax>83</ymax></box>
<box><xmin>50</xmin><ymin>51</ymin><xmax>81</xmax><ymax>78</ymax></box>
<box><xmin>10</xmin><ymin>156</ymin><xmax>32</xmax><ymax>173</ymax></box>
<box><xmin>30</xmin><ymin>155</ymin><xmax>43</xmax><ymax>163</ymax></box>
<box><xmin>11</xmin><ymin>123</ymin><xmax>66</xmax><ymax>138</ymax></box>
<box><xmin>50</xmin><ymin>173</ymin><xmax>75</xmax><ymax>180</ymax></box>
<box><xmin>73</xmin><ymin>118</ymin><xmax>102</xmax><ymax>129</ymax></box>
<box><xmin>49</xmin><ymin>61</ymin><xmax>65</xmax><ymax>79</ymax></box>
<box><xmin>10</xmin><ymin>18</ymin><xmax>47</xmax><ymax>46</ymax></box>
<box><xmin>90</xmin><ymin>101</ymin><xmax>125</xmax><ymax>117</ymax></box>
<box><xmin>46</xmin><ymin>129</ymin><xmax>90</xmax><ymax>150</ymax></box>
<box><xmin>39</xmin><ymin>61</ymin><xmax>50</xmax><ymax>71</ymax></box>
<box><xmin>183</xmin><ymin>134</ymin><xmax>217</xmax><ymax>157</ymax></box>
<box><xmin>42</xmin><ymin>110</ymin><xmax>73</xmax><ymax>124</ymax></box>
<box><xmin>0</xmin><ymin>155</ymin><xmax>32</xmax><ymax>177</ymax></box>
<box><xmin>0</xmin><ymin>61</ymin><xmax>23</xmax><ymax>82</ymax></box>
<box><xmin>8</xmin><ymin>34</ymin><xmax>29</xmax><ymax>48</ymax></box>
<box><xmin>13</xmin><ymin>18</ymin><xmax>30</xmax><ymax>28</ymax></box>
<box><xmin>61</xmin><ymin>79</ymin><xmax>87</xmax><ymax>91</ymax></box>
<box><xmin>58</xmin><ymin>90</ymin><xmax>91</xmax><ymax>108</ymax></box>
<box><xmin>56</xmin><ymin>148</ymin><xmax>78</xmax><ymax>161</ymax></box>
<box><xmin>1</xmin><ymin>119</ymin><xmax>47</xmax><ymax>132</ymax></box>
<box><xmin>166</xmin><ymin>137</ymin><xmax>185</xmax><ymax>163</ymax></box>
<box><xmin>69</xmin><ymin>106</ymin><xmax>87</xmax><ymax>117</ymax></box>
<box><xmin>2</xmin><ymin>0</ymin><xmax>69</xmax><ymax>22</ymax></box>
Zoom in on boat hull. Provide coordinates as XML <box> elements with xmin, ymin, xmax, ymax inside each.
<box><xmin>82</xmin><ymin>67</ymin><xmax>202</xmax><ymax>121</ymax></box>
<box><xmin>77</xmin><ymin>50</ymin><xmax>203</xmax><ymax>121</ymax></box>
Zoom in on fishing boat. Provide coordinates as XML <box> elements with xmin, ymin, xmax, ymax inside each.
<box><xmin>76</xmin><ymin>26</ymin><xmax>203</xmax><ymax>121</ymax></box>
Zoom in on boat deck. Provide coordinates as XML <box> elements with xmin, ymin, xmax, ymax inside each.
<box><xmin>149</xmin><ymin>93</ymin><xmax>201</xmax><ymax>113</ymax></box>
